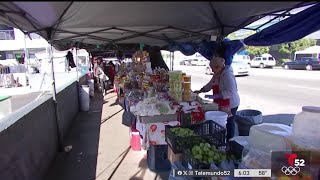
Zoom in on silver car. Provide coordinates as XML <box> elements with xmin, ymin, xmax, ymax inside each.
<box><xmin>205</xmin><ymin>59</ymin><xmax>250</xmax><ymax>76</ymax></box>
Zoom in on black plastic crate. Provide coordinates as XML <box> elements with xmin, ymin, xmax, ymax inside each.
<box><xmin>226</xmin><ymin>140</ymin><xmax>245</xmax><ymax>160</ymax></box>
<box><xmin>165</xmin><ymin>121</ymin><xmax>226</xmax><ymax>154</ymax></box>
<box><xmin>147</xmin><ymin>144</ymin><xmax>171</xmax><ymax>172</ymax></box>
<box><xmin>182</xmin><ymin>144</ymin><xmax>226</xmax><ymax>170</ymax></box>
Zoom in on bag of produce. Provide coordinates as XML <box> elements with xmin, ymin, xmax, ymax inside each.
<box><xmin>241</xmin><ymin>146</ymin><xmax>272</xmax><ymax>169</ymax></box>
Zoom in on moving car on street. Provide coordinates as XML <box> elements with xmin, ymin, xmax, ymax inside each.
<box><xmin>249</xmin><ymin>54</ymin><xmax>276</xmax><ymax>68</ymax></box>
<box><xmin>205</xmin><ymin>59</ymin><xmax>249</xmax><ymax>76</ymax></box>
<box><xmin>233</xmin><ymin>54</ymin><xmax>251</xmax><ymax>65</ymax></box>
<box><xmin>191</xmin><ymin>59</ymin><xmax>207</xmax><ymax>66</ymax></box>
<box><xmin>282</xmin><ymin>57</ymin><xmax>320</xmax><ymax>70</ymax></box>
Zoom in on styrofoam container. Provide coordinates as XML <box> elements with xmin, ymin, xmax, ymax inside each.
<box><xmin>205</xmin><ymin>111</ymin><xmax>228</xmax><ymax>128</ymax></box>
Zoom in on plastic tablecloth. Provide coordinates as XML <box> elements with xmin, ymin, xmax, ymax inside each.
<box><xmin>136</xmin><ymin>119</ymin><xmax>180</xmax><ymax>150</ymax></box>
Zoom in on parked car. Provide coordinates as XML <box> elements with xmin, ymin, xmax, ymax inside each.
<box><xmin>249</xmin><ymin>54</ymin><xmax>276</xmax><ymax>68</ymax></box>
<box><xmin>233</xmin><ymin>55</ymin><xmax>251</xmax><ymax>65</ymax></box>
<box><xmin>205</xmin><ymin>59</ymin><xmax>250</xmax><ymax>76</ymax></box>
<box><xmin>179</xmin><ymin>60</ymin><xmax>185</xmax><ymax>65</ymax></box>
<box><xmin>191</xmin><ymin>59</ymin><xmax>207</xmax><ymax>66</ymax></box>
<box><xmin>282</xmin><ymin>57</ymin><xmax>320</xmax><ymax>70</ymax></box>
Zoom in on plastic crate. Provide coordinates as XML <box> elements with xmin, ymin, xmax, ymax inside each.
<box><xmin>182</xmin><ymin>144</ymin><xmax>226</xmax><ymax>170</ymax></box>
<box><xmin>147</xmin><ymin>145</ymin><xmax>171</xmax><ymax>172</ymax></box>
<box><xmin>165</xmin><ymin>121</ymin><xmax>226</xmax><ymax>154</ymax></box>
<box><xmin>226</xmin><ymin>140</ymin><xmax>244</xmax><ymax>160</ymax></box>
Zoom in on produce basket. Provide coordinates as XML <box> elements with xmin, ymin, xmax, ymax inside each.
<box><xmin>182</xmin><ymin>143</ymin><xmax>227</xmax><ymax>169</ymax></box>
<box><xmin>165</xmin><ymin>121</ymin><xmax>226</xmax><ymax>154</ymax></box>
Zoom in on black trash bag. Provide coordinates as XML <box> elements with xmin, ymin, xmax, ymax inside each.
<box><xmin>235</xmin><ymin>115</ymin><xmax>256</xmax><ymax>136</ymax></box>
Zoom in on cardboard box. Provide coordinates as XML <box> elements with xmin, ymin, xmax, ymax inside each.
<box><xmin>168</xmin><ymin>146</ymin><xmax>183</xmax><ymax>164</ymax></box>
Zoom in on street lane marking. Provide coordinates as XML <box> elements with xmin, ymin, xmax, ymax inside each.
<box><xmin>288</xmin><ymin>85</ymin><xmax>320</xmax><ymax>91</ymax></box>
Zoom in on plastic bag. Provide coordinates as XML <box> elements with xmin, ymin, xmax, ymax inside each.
<box><xmin>248</xmin><ymin>123</ymin><xmax>292</xmax><ymax>152</ymax></box>
<box><xmin>241</xmin><ymin>146</ymin><xmax>272</xmax><ymax>169</ymax></box>
<box><xmin>286</xmin><ymin>135</ymin><xmax>320</xmax><ymax>164</ymax></box>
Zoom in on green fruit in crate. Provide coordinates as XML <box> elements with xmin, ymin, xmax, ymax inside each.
<box><xmin>208</xmin><ymin>151</ymin><xmax>214</xmax><ymax>157</ymax></box>
<box><xmin>194</xmin><ymin>146</ymin><xmax>200</xmax><ymax>151</ymax></box>
<box><xmin>214</xmin><ymin>154</ymin><xmax>220</xmax><ymax>161</ymax></box>
<box><xmin>203</xmin><ymin>147</ymin><xmax>209</xmax><ymax>152</ymax></box>
<box><xmin>195</xmin><ymin>154</ymin><xmax>202</xmax><ymax>160</ymax></box>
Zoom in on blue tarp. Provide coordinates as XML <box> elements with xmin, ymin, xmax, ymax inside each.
<box><xmin>244</xmin><ymin>3</ymin><xmax>320</xmax><ymax>46</ymax></box>
<box><xmin>167</xmin><ymin>40</ymin><xmax>244</xmax><ymax>65</ymax></box>
<box><xmin>169</xmin><ymin>3</ymin><xmax>320</xmax><ymax>65</ymax></box>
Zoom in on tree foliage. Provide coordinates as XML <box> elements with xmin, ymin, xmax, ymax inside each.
<box><xmin>279</xmin><ymin>38</ymin><xmax>317</xmax><ymax>58</ymax></box>
<box><xmin>245</xmin><ymin>46</ymin><xmax>270</xmax><ymax>56</ymax></box>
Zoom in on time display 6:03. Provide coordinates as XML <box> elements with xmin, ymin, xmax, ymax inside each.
<box><xmin>238</xmin><ymin>170</ymin><xmax>250</xmax><ymax>176</ymax></box>
<box><xmin>234</xmin><ymin>169</ymin><xmax>272</xmax><ymax>177</ymax></box>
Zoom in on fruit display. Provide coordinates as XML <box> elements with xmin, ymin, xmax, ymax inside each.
<box><xmin>168</xmin><ymin>71</ymin><xmax>182</xmax><ymax>91</ymax></box>
<box><xmin>189</xmin><ymin>143</ymin><xmax>227</xmax><ymax>165</ymax></box>
<box><xmin>130</xmin><ymin>97</ymin><xmax>178</xmax><ymax>116</ymax></box>
<box><xmin>170</xmin><ymin>127</ymin><xmax>196</xmax><ymax>137</ymax></box>
<box><xmin>177</xmin><ymin>136</ymin><xmax>207</xmax><ymax>148</ymax></box>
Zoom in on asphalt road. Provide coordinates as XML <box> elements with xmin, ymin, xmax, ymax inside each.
<box><xmin>175</xmin><ymin>65</ymin><xmax>320</xmax><ymax>125</ymax></box>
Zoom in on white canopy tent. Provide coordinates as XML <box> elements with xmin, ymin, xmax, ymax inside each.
<box><xmin>0</xmin><ymin>0</ymin><xmax>315</xmax><ymax>154</ymax></box>
<box><xmin>0</xmin><ymin>2</ymin><xmax>312</xmax><ymax>51</ymax></box>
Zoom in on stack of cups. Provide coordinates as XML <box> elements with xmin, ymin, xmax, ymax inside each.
<box><xmin>182</xmin><ymin>75</ymin><xmax>192</xmax><ymax>101</ymax></box>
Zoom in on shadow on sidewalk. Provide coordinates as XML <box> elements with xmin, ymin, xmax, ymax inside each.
<box><xmin>44</xmin><ymin>92</ymin><xmax>105</xmax><ymax>180</ymax></box>
<box><xmin>262</xmin><ymin>113</ymin><xmax>295</xmax><ymax>125</ymax></box>
<box><xmin>129</xmin><ymin>153</ymin><xmax>170</xmax><ymax>180</ymax></box>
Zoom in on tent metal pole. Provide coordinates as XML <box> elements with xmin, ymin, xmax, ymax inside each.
<box><xmin>169</xmin><ymin>51</ymin><xmax>172</xmax><ymax>71</ymax></box>
<box><xmin>172</xmin><ymin>51</ymin><xmax>174</xmax><ymax>71</ymax></box>
<box><xmin>23</xmin><ymin>34</ymin><xmax>30</xmax><ymax>75</ymax></box>
<box><xmin>48</xmin><ymin>42</ymin><xmax>64</xmax><ymax>152</ymax></box>
<box><xmin>75</xmin><ymin>48</ymin><xmax>79</xmax><ymax>82</ymax></box>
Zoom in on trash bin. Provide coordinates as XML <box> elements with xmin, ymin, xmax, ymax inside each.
<box><xmin>236</xmin><ymin>109</ymin><xmax>262</xmax><ymax>136</ymax></box>
<box><xmin>79</xmin><ymin>85</ymin><xmax>90</xmax><ymax>111</ymax></box>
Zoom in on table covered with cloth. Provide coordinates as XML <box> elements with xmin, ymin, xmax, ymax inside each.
<box><xmin>136</xmin><ymin>119</ymin><xmax>180</xmax><ymax>150</ymax></box>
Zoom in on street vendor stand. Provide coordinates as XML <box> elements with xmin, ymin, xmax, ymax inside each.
<box><xmin>117</xmin><ymin>50</ymin><xmax>229</xmax><ymax>173</ymax></box>
<box><xmin>117</xmin><ymin>49</ymin><xmax>320</xmax><ymax>180</ymax></box>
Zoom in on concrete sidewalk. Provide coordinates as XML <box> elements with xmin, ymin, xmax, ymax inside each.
<box><xmin>45</xmin><ymin>90</ymin><xmax>170</xmax><ymax>180</ymax></box>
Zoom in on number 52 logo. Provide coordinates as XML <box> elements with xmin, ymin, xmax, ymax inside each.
<box><xmin>285</xmin><ymin>154</ymin><xmax>305</xmax><ymax>167</ymax></box>
<box><xmin>294</xmin><ymin>159</ymin><xmax>305</xmax><ymax>166</ymax></box>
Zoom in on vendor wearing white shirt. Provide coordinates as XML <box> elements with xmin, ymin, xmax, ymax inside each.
<box><xmin>195</xmin><ymin>57</ymin><xmax>240</xmax><ymax>141</ymax></box>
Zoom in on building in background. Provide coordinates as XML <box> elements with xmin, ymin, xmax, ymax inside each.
<box><xmin>0</xmin><ymin>24</ymin><xmax>48</xmax><ymax>66</ymax></box>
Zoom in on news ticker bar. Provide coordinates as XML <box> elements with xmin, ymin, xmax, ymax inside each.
<box><xmin>173</xmin><ymin>169</ymin><xmax>272</xmax><ymax>177</ymax></box>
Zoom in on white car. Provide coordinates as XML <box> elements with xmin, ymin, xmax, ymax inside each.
<box><xmin>249</xmin><ymin>54</ymin><xmax>276</xmax><ymax>68</ymax></box>
<box><xmin>205</xmin><ymin>59</ymin><xmax>250</xmax><ymax>76</ymax></box>
<box><xmin>190</xmin><ymin>58</ymin><xmax>207</xmax><ymax>66</ymax></box>
<box><xmin>233</xmin><ymin>55</ymin><xmax>251</xmax><ymax>65</ymax></box>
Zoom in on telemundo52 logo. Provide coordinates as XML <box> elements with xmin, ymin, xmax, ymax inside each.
<box><xmin>281</xmin><ymin>153</ymin><xmax>305</xmax><ymax>176</ymax></box>
<box><xmin>271</xmin><ymin>151</ymin><xmax>311</xmax><ymax>178</ymax></box>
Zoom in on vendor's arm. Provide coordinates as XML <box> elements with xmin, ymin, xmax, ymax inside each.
<box><xmin>200</xmin><ymin>76</ymin><xmax>215</xmax><ymax>93</ymax></box>
<box><xmin>220</xmin><ymin>72</ymin><xmax>237</xmax><ymax>99</ymax></box>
